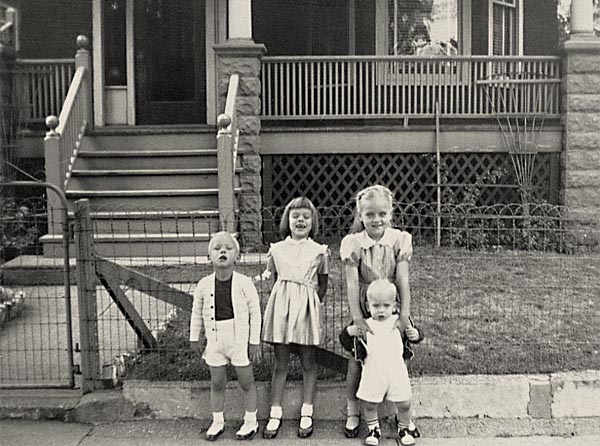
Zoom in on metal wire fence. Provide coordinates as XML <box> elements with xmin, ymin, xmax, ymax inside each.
<box><xmin>1</xmin><ymin>198</ymin><xmax>599</xmax><ymax>387</ymax></box>
<box><xmin>79</xmin><ymin>202</ymin><xmax>599</xmax><ymax>383</ymax></box>
<box><xmin>0</xmin><ymin>195</ymin><xmax>75</xmax><ymax>388</ymax></box>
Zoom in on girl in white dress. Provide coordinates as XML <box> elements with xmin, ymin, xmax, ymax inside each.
<box><xmin>257</xmin><ymin>196</ymin><xmax>329</xmax><ymax>439</ymax></box>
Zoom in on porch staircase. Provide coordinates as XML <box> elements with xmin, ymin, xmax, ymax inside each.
<box><xmin>42</xmin><ymin>129</ymin><xmax>241</xmax><ymax>258</ymax></box>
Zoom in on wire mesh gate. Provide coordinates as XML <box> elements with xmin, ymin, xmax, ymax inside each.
<box><xmin>0</xmin><ymin>181</ymin><xmax>75</xmax><ymax>388</ymax></box>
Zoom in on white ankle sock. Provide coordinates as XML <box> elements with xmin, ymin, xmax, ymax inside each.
<box><xmin>299</xmin><ymin>403</ymin><xmax>313</xmax><ymax>429</ymax></box>
<box><xmin>266</xmin><ymin>406</ymin><xmax>282</xmax><ymax>431</ymax></box>
<box><xmin>236</xmin><ymin>411</ymin><xmax>258</xmax><ymax>436</ymax></box>
<box><xmin>346</xmin><ymin>399</ymin><xmax>360</xmax><ymax>429</ymax></box>
<box><xmin>207</xmin><ymin>412</ymin><xmax>224</xmax><ymax>435</ymax></box>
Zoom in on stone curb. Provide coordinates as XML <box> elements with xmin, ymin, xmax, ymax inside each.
<box><xmin>117</xmin><ymin>371</ymin><xmax>600</xmax><ymax>421</ymax></box>
<box><xmin>2</xmin><ymin>371</ymin><xmax>600</xmax><ymax>432</ymax></box>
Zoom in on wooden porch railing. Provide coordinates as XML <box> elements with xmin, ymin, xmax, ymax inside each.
<box><xmin>216</xmin><ymin>74</ymin><xmax>240</xmax><ymax>233</ymax></box>
<box><xmin>44</xmin><ymin>36</ymin><xmax>93</xmax><ymax>235</ymax></box>
<box><xmin>15</xmin><ymin>59</ymin><xmax>75</xmax><ymax>123</ymax></box>
<box><xmin>261</xmin><ymin>56</ymin><xmax>561</xmax><ymax>120</ymax></box>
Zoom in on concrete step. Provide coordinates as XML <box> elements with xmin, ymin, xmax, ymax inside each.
<box><xmin>65</xmin><ymin>188</ymin><xmax>237</xmax><ymax>210</ymax></box>
<box><xmin>41</xmin><ymin>232</ymin><xmax>212</xmax><ymax>257</ymax></box>
<box><xmin>88</xmin><ymin>209</ymin><xmax>222</xmax><ymax>234</ymax></box>
<box><xmin>74</xmin><ymin>149</ymin><xmax>220</xmax><ymax>170</ymax></box>
<box><xmin>68</xmin><ymin>168</ymin><xmax>241</xmax><ymax>190</ymax></box>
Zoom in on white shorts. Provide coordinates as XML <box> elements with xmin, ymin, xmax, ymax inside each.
<box><xmin>356</xmin><ymin>362</ymin><xmax>412</xmax><ymax>403</ymax></box>
<box><xmin>202</xmin><ymin>319</ymin><xmax>250</xmax><ymax>367</ymax></box>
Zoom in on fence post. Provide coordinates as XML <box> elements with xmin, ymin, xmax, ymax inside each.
<box><xmin>74</xmin><ymin>198</ymin><xmax>101</xmax><ymax>393</ymax></box>
<box><xmin>44</xmin><ymin>116</ymin><xmax>62</xmax><ymax>235</ymax></box>
<box><xmin>74</xmin><ymin>35</ymin><xmax>93</xmax><ymax>130</ymax></box>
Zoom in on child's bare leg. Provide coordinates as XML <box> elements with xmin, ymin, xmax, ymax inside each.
<box><xmin>207</xmin><ymin>366</ymin><xmax>227</xmax><ymax>438</ymax></box>
<box><xmin>270</xmin><ymin>343</ymin><xmax>290</xmax><ymax>407</ymax></box>
<box><xmin>298</xmin><ymin>345</ymin><xmax>317</xmax><ymax>435</ymax></box>
<box><xmin>298</xmin><ymin>345</ymin><xmax>317</xmax><ymax>405</ymax></box>
<box><xmin>264</xmin><ymin>343</ymin><xmax>290</xmax><ymax>434</ymax></box>
<box><xmin>235</xmin><ymin>365</ymin><xmax>259</xmax><ymax>438</ymax></box>
<box><xmin>209</xmin><ymin>366</ymin><xmax>227</xmax><ymax>413</ymax></box>
<box><xmin>362</xmin><ymin>400</ymin><xmax>382</xmax><ymax>445</ymax></box>
<box><xmin>395</xmin><ymin>400</ymin><xmax>416</xmax><ymax>445</ymax></box>
<box><xmin>345</xmin><ymin>358</ymin><xmax>361</xmax><ymax>434</ymax></box>
<box><xmin>235</xmin><ymin>365</ymin><xmax>257</xmax><ymax>412</ymax></box>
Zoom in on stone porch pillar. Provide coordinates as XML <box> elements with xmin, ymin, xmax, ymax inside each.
<box><xmin>214</xmin><ymin>1</ymin><xmax>266</xmax><ymax>248</ymax></box>
<box><xmin>561</xmin><ymin>0</ymin><xmax>600</xmax><ymax>245</ymax></box>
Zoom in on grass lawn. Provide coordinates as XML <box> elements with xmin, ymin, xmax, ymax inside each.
<box><xmin>123</xmin><ymin>245</ymin><xmax>600</xmax><ymax>381</ymax></box>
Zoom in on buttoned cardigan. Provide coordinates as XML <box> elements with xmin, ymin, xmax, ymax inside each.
<box><xmin>189</xmin><ymin>272</ymin><xmax>261</xmax><ymax>345</ymax></box>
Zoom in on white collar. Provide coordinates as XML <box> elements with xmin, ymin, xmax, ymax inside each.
<box><xmin>285</xmin><ymin>236</ymin><xmax>310</xmax><ymax>246</ymax></box>
<box><xmin>357</xmin><ymin>228</ymin><xmax>396</xmax><ymax>249</ymax></box>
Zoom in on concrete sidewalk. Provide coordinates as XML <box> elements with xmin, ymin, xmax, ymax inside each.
<box><xmin>1</xmin><ymin>419</ymin><xmax>599</xmax><ymax>446</ymax></box>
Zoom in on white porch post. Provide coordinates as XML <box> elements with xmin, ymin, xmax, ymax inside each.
<box><xmin>570</xmin><ymin>0</ymin><xmax>595</xmax><ymax>35</ymax></box>
<box><xmin>228</xmin><ymin>0</ymin><xmax>252</xmax><ymax>39</ymax></box>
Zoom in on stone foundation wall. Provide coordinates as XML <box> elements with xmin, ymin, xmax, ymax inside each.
<box><xmin>561</xmin><ymin>38</ymin><xmax>600</xmax><ymax>246</ymax></box>
<box><xmin>214</xmin><ymin>42</ymin><xmax>266</xmax><ymax>249</ymax></box>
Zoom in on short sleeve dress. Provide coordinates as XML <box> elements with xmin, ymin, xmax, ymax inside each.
<box><xmin>339</xmin><ymin>227</ymin><xmax>412</xmax><ymax>317</ymax></box>
<box><xmin>262</xmin><ymin>237</ymin><xmax>329</xmax><ymax>346</ymax></box>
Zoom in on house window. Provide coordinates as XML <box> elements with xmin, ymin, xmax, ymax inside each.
<box><xmin>387</xmin><ymin>0</ymin><xmax>458</xmax><ymax>56</ymax></box>
<box><xmin>103</xmin><ymin>0</ymin><xmax>127</xmax><ymax>86</ymax></box>
<box><xmin>489</xmin><ymin>0</ymin><xmax>521</xmax><ymax>55</ymax></box>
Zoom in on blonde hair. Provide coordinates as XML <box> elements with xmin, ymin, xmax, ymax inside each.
<box><xmin>207</xmin><ymin>231</ymin><xmax>240</xmax><ymax>254</ymax></box>
<box><xmin>366</xmin><ymin>279</ymin><xmax>397</xmax><ymax>303</ymax></box>
<box><xmin>279</xmin><ymin>196</ymin><xmax>320</xmax><ymax>238</ymax></box>
<box><xmin>350</xmin><ymin>185</ymin><xmax>394</xmax><ymax>233</ymax></box>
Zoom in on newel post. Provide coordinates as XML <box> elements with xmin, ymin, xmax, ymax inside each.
<box><xmin>75</xmin><ymin>35</ymin><xmax>94</xmax><ymax>130</ymax></box>
<box><xmin>44</xmin><ymin>115</ymin><xmax>62</xmax><ymax>235</ymax></box>
<box><xmin>217</xmin><ymin>113</ymin><xmax>236</xmax><ymax>232</ymax></box>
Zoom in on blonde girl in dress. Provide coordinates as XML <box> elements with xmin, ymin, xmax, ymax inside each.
<box><xmin>340</xmin><ymin>185</ymin><xmax>418</xmax><ymax>442</ymax></box>
<box><xmin>257</xmin><ymin>196</ymin><xmax>329</xmax><ymax>439</ymax></box>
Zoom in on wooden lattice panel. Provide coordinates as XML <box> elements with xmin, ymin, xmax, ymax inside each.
<box><xmin>264</xmin><ymin>153</ymin><xmax>556</xmax><ymax>209</ymax></box>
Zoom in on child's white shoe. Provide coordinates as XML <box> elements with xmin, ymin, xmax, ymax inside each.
<box><xmin>236</xmin><ymin>419</ymin><xmax>259</xmax><ymax>440</ymax></box>
<box><xmin>205</xmin><ymin>421</ymin><xmax>225</xmax><ymax>441</ymax></box>
<box><xmin>398</xmin><ymin>427</ymin><xmax>416</xmax><ymax>445</ymax></box>
<box><xmin>364</xmin><ymin>426</ymin><xmax>381</xmax><ymax>446</ymax></box>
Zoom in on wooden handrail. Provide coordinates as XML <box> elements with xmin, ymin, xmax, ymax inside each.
<box><xmin>216</xmin><ymin>74</ymin><xmax>240</xmax><ymax>233</ymax></box>
<box><xmin>43</xmin><ymin>36</ymin><xmax>92</xmax><ymax>236</ymax></box>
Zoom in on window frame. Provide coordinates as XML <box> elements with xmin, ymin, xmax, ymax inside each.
<box><xmin>376</xmin><ymin>0</ymin><xmax>465</xmax><ymax>56</ymax></box>
<box><xmin>488</xmin><ymin>0</ymin><xmax>523</xmax><ymax>56</ymax></box>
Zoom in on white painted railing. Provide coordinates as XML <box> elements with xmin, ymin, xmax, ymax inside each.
<box><xmin>261</xmin><ymin>56</ymin><xmax>561</xmax><ymax>119</ymax></box>
<box><xmin>15</xmin><ymin>59</ymin><xmax>75</xmax><ymax>123</ymax></box>
<box><xmin>44</xmin><ymin>36</ymin><xmax>93</xmax><ymax>236</ymax></box>
<box><xmin>216</xmin><ymin>74</ymin><xmax>240</xmax><ymax>233</ymax></box>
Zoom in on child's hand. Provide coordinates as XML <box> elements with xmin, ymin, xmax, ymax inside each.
<box><xmin>405</xmin><ymin>326</ymin><xmax>420</xmax><ymax>341</ymax></box>
<box><xmin>395</xmin><ymin>313</ymin><xmax>411</xmax><ymax>333</ymax></box>
<box><xmin>248</xmin><ymin>344</ymin><xmax>262</xmax><ymax>362</ymax></box>
<box><xmin>190</xmin><ymin>341</ymin><xmax>203</xmax><ymax>355</ymax></box>
<box><xmin>350</xmin><ymin>318</ymin><xmax>372</xmax><ymax>339</ymax></box>
<box><xmin>253</xmin><ymin>270</ymin><xmax>271</xmax><ymax>283</ymax></box>
<box><xmin>346</xmin><ymin>325</ymin><xmax>362</xmax><ymax>337</ymax></box>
